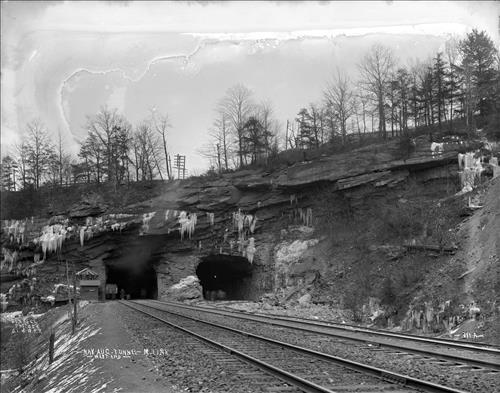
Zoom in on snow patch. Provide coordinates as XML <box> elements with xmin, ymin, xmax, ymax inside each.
<box><xmin>275</xmin><ymin>239</ymin><xmax>319</xmax><ymax>264</ymax></box>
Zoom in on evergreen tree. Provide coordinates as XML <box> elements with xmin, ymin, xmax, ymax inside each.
<box><xmin>0</xmin><ymin>156</ymin><xmax>18</xmax><ymax>191</ymax></box>
<box><xmin>295</xmin><ymin>108</ymin><xmax>317</xmax><ymax>149</ymax></box>
<box><xmin>241</xmin><ymin>116</ymin><xmax>272</xmax><ymax>164</ymax></box>
<box><xmin>459</xmin><ymin>29</ymin><xmax>498</xmax><ymax>119</ymax></box>
<box><xmin>432</xmin><ymin>52</ymin><xmax>448</xmax><ymax>129</ymax></box>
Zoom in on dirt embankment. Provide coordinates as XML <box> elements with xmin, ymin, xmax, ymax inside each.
<box><xmin>459</xmin><ymin>178</ymin><xmax>500</xmax><ymax>310</ymax></box>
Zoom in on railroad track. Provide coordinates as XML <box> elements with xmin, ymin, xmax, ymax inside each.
<box><xmin>121</xmin><ymin>300</ymin><xmax>475</xmax><ymax>393</ymax></box>
<box><xmin>149</xmin><ymin>299</ymin><xmax>500</xmax><ymax>372</ymax></box>
<box><xmin>207</xmin><ymin>302</ymin><xmax>499</xmax><ymax>349</ymax></box>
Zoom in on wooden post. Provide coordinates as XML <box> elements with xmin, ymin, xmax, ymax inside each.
<box><xmin>72</xmin><ymin>271</ymin><xmax>77</xmax><ymax>335</ymax></box>
<box><xmin>285</xmin><ymin>120</ymin><xmax>289</xmax><ymax>150</ymax></box>
<box><xmin>49</xmin><ymin>331</ymin><xmax>55</xmax><ymax>364</ymax></box>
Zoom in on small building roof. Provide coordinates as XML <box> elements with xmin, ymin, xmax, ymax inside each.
<box><xmin>76</xmin><ymin>267</ymin><xmax>99</xmax><ymax>279</ymax></box>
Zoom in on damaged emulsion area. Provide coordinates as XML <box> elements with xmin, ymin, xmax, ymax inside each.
<box><xmin>196</xmin><ymin>254</ymin><xmax>253</xmax><ymax>300</ymax></box>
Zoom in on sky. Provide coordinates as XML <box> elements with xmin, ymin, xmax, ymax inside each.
<box><xmin>1</xmin><ymin>1</ymin><xmax>499</xmax><ymax>173</ymax></box>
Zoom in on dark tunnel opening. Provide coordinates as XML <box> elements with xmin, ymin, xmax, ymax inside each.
<box><xmin>106</xmin><ymin>263</ymin><xmax>158</xmax><ymax>300</ymax></box>
<box><xmin>196</xmin><ymin>254</ymin><xmax>253</xmax><ymax>300</ymax></box>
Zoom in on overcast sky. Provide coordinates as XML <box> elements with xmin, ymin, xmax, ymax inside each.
<box><xmin>1</xmin><ymin>1</ymin><xmax>499</xmax><ymax>173</ymax></box>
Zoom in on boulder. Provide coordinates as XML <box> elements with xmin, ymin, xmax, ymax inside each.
<box><xmin>164</xmin><ymin>275</ymin><xmax>203</xmax><ymax>302</ymax></box>
<box><xmin>68</xmin><ymin>201</ymin><xmax>106</xmax><ymax>218</ymax></box>
<box><xmin>298</xmin><ymin>293</ymin><xmax>311</xmax><ymax>306</ymax></box>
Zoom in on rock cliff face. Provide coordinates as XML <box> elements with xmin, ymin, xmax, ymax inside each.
<box><xmin>1</xmin><ymin>134</ymin><xmax>493</xmax><ymax>327</ymax></box>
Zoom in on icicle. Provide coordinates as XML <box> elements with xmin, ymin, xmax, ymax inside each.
<box><xmin>207</xmin><ymin>212</ymin><xmax>215</xmax><ymax>226</ymax></box>
<box><xmin>249</xmin><ymin>215</ymin><xmax>257</xmax><ymax>234</ymax></box>
<box><xmin>165</xmin><ymin>210</ymin><xmax>170</xmax><ymax>221</ymax></box>
<box><xmin>246</xmin><ymin>237</ymin><xmax>256</xmax><ymax>264</ymax></box>
<box><xmin>80</xmin><ymin>227</ymin><xmax>86</xmax><ymax>247</ymax></box>
<box><xmin>199</xmin><ymin>241</ymin><xmax>202</xmax><ymax>250</ymax></box>
<box><xmin>178</xmin><ymin>212</ymin><xmax>197</xmax><ymax>240</ymax></box>
<box><xmin>306</xmin><ymin>208</ymin><xmax>313</xmax><ymax>227</ymax></box>
<box><xmin>141</xmin><ymin>212</ymin><xmax>156</xmax><ymax>234</ymax></box>
<box><xmin>458</xmin><ymin>153</ymin><xmax>464</xmax><ymax>171</ymax></box>
<box><xmin>491</xmin><ymin>157</ymin><xmax>499</xmax><ymax>178</ymax></box>
<box><xmin>290</xmin><ymin>194</ymin><xmax>297</xmax><ymax>205</ymax></box>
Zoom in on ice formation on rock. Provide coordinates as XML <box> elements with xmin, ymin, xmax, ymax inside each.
<box><xmin>36</xmin><ymin>225</ymin><xmax>68</xmax><ymax>259</ymax></box>
<box><xmin>246</xmin><ymin>237</ymin><xmax>256</xmax><ymax>264</ymax></box>
<box><xmin>0</xmin><ymin>293</ymin><xmax>7</xmax><ymax>312</ymax></box>
<box><xmin>430</xmin><ymin>142</ymin><xmax>445</xmax><ymax>157</ymax></box>
<box><xmin>457</xmin><ymin>152</ymin><xmax>484</xmax><ymax>193</ymax></box>
<box><xmin>249</xmin><ymin>215</ymin><xmax>257</xmax><ymax>233</ymax></box>
<box><xmin>490</xmin><ymin>157</ymin><xmax>499</xmax><ymax>178</ymax></box>
<box><xmin>233</xmin><ymin>209</ymin><xmax>245</xmax><ymax>235</ymax></box>
<box><xmin>298</xmin><ymin>208</ymin><xmax>313</xmax><ymax>227</ymax></box>
<box><xmin>458</xmin><ymin>153</ymin><xmax>464</xmax><ymax>170</ymax></box>
<box><xmin>80</xmin><ymin>227</ymin><xmax>86</xmax><ymax>247</ymax></box>
<box><xmin>141</xmin><ymin>212</ymin><xmax>156</xmax><ymax>234</ymax></box>
<box><xmin>233</xmin><ymin>209</ymin><xmax>258</xmax><ymax>236</ymax></box>
<box><xmin>178</xmin><ymin>211</ymin><xmax>197</xmax><ymax>240</ymax></box>
<box><xmin>1</xmin><ymin>248</ymin><xmax>18</xmax><ymax>272</ymax></box>
<box><xmin>2</xmin><ymin>220</ymin><xmax>27</xmax><ymax>244</ymax></box>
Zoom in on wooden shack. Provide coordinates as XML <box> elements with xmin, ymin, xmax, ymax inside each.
<box><xmin>76</xmin><ymin>268</ymin><xmax>100</xmax><ymax>301</ymax></box>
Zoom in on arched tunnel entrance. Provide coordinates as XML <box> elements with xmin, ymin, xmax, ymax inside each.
<box><xmin>104</xmin><ymin>236</ymin><xmax>161</xmax><ymax>300</ymax></box>
<box><xmin>196</xmin><ymin>254</ymin><xmax>253</xmax><ymax>300</ymax></box>
<box><xmin>106</xmin><ymin>263</ymin><xmax>157</xmax><ymax>299</ymax></box>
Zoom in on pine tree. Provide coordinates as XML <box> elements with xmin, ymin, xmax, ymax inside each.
<box><xmin>432</xmin><ymin>52</ymin><xmax>448</xmax><ymax>129</ymax></box>
<box><xmin>459</xmin><ymin>29</ymin><xmax>498</xmax><ymax>119</ymax></box>
<box><xmin>0</xmin><ymin>156</ymin><xmax>18</xmax><ymax>191</ymax></box>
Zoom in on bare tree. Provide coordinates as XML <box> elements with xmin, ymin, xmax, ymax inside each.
<box><xmin>24</xmin><ymin>120</ymin><xmax>55</xmax><ymax>189</ymax></box>
<box><xmin>324</xmin><ymin>70</ymin><xmax>355</xmax><ymax>144</ymax></box>
<box><xmin>150</xmin><ymin>109</ymin><xmax>172</xmax><ymax>180</ymax></box>
<box><xmin>85</xmin><ymin>106</ymin><xmax>131</xmax><ymax>185</ymax></box>
<box><xmin>255</xmin><ymin>100</ymin><xmax>280</xmax><ymax>157</ymax></box>
<box><xmin>132</xmin><ymin>121</ymin><xmax>164</xmax><ymax>181</ymax></box>
<box><xmin>445</xmin><ymin>37</ymin><xmax>461</xmax><ymax>130</ymax></box>
<box><xmin>15</xmin><ymin>142</ymin><xmax>29</xmax><ymax>189</ymax></box>
<box><xmin>210</xmin><ymin>110</ymin><xmax>232</xmax><ymax>171</ymax></box>
<box><xmin>53</xmin><ymin>131</ymin><xmax>73</xmax><ymax>186</ymax></box>
<box><xmin>218</xmin><ymin>84</ymin><xmax>254</xmax><ymax>168</ymax></box>
<box><xmin>358</xmin><ymin>44</ymin><xmax>396</xmax><ymax>138</ymax></box>
<box><xmin>355</xmin><ymin>86</ymin><xmax>371</xmax><ymax>134</ymax></box>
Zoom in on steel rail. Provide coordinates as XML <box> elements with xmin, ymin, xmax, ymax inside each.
<box><xmin>213</xmin><ymin>303</ymin><xmax>500</xmax><ymax>349</ymax></box>
<box><xmin>151</xmin><ymin>299</ymin><xmax>500</xmax><ymax>370</ymax></box>
<box><xmin>122</xmin><ymin>300</ymin><xmax>469</xmax><ymax>393</ymax></box>
<box><xmin>121</xmin><ymin>300</ymin><xmax>335</xmax><ymax>393</ymax></box>
<box><xmin>155</xmin><ymin>300</ymin><xmax>500</xmax><ymax>352</ymax></box>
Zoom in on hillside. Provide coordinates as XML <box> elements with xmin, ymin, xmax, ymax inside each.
<box><xmin>1</xmin><ymin>129</ymin><xmax>499</xmax><ymax>345</ymax></box>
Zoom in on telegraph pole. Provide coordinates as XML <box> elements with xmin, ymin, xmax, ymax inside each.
<box><xmin>173</xmin><ymin>154</ymin><xmax>186</xmax><ymax>179</ymax></box>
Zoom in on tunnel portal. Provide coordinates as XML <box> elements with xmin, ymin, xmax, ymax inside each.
<box><xmin>106</xmin><ymin>263</ymin><xmax>157</xmax><ymax>299</ymax></box>
<box><xmin>196</xmin><ymin>254</ymin><xmax>253</xmax><ymax>300</ymax></box>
